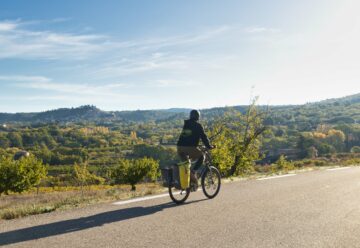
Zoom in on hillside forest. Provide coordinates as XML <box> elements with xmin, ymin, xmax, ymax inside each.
<box><xmin>1</xmin><ymin>94</ymin><xmax>360</xmax><ymax>194</ymax></box>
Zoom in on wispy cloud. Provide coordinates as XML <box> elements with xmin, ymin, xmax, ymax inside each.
<box><xmin>108</xmin><ymin>25</ymin><xmax>232</xmax><ymax>51</ymax></box>
<box><xmin>0</xmin><ymin>20</ymin><xmax>108</xmax><ymax>59</ymax></box>
<box><xmin>16</xmin><ymin>81</ymin><xmax>128</xmax><ymax>97</ymax></box>
<box><xmin>0</xmin><ymin>20</ymin><xmax>232</xmax><ymax>61</ymax></box>
<box><xmin>0</xmin><ymin>19</ymin><xmax>289</xmax><ymax>111</ymax></box>
<box><xmin>0</xmin><ymin>21</ymin><xmax>18</xmax><ymax>32</ymax></box>
<box><xmin>0</xmin><ymin>74</ymin><xmax>126</xmax><ymax>96</ymax></box>
<box><xmin>93</xmin><ymin>53</ymin><xmax>192</xmax><ymax>77</ymax></box>
<box><xmin>0</xmin><ymin>75</ymin><xmax>51</xmax><ymax>83</ymax></box>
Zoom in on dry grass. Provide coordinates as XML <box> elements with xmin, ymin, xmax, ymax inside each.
<box><xmin>0</xmin><ymin>183</ymin><xmax>166</xmax><ymax>220</ymax></box>
<box><xmin>3</xmin><ymin>158</ymin><xmax>359</xmax><ymax>221</ymax></box>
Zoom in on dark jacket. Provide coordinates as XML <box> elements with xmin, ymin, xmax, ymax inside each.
<box><xmin>177</xmin><ymin>119</ymin><xmax>211</xmax><ymax>148</ymax></box>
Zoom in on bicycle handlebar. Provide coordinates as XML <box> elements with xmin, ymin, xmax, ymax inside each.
<box><xmin>198</xmin><ymin>145</ymin><xmax>216</xmax><ymax>151</ymax></box>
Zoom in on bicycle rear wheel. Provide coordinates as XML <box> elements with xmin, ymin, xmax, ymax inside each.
<box><xmin>201</xmin><ymin>166</ymin><xmax>221</xmax><ymax>199</ymax></box>
<box><xmin>169</xmin><ymin>186</ymin><xmax>190</xmax><ymax>204</ymax></box>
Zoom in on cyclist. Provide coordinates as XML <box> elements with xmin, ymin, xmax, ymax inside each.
<box><xmin>177</xmin><ymin>109</ymin><xmax>215</xmax><ymax>190</ymax></box>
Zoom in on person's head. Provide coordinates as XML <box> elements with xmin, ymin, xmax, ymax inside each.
<box><xmin>190</xmin><ymin>109</ymin><xmax>200</xmax><ymax>121</ymax></box>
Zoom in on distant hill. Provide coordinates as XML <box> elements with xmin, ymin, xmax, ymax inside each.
<box><xmin>263</xmin><ymin>93</ymin><xmax>360</xmax><ymax>129</ymax></box>
<box><xmin>316</xmin><ymin>93</ymin><xmax>360</xmax><ymax>105</ymax></box>
<box><xmin>0</xmin><ymin>105</ymin><xmax>188</xmax><ymax>124</ymax></box>
<box><xmin>0</xmin><ymin>93</ymin><xmax>359</xmax><ymax>126</ymax></box>
<box><xmin>0</xmin><ymin>105</ymin><xmax>112</xmax><ymax>123</ymax></box>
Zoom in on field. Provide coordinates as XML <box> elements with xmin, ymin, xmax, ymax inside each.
<box><xmin>0</xmin><ymin>183</ymin><xmax>165</xmax><ymax>220</ymax></box>
<box><xmin>2</xmin><ymin>155</ymin><xmax>360</xmax><ymax>221</ymax></box>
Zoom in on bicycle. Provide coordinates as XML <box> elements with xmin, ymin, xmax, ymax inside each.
<box><xmin>162</xmin><ymin>146</ymin><xmax>221</xmax><ymax>204</ymax></box>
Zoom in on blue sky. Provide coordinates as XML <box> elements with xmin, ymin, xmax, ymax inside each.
<box><xmin>0</xmin><ymin>0</ymin><xmax>359</xmax><ymax>112</ymax></box>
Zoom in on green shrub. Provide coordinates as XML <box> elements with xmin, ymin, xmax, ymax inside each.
<box><xmin>112</xmin><ymin>158</ymin><xmax>159</xmax><ymax>191</ymax></box>
<box><xmin>351</xmin><ymin>146</ymin><xmax>360</xmax><ymax>153</ymax></box>
<box><xmin>0</xmin><ymin>155</ymin><xmax>47</xmax><ymax>196</ymax></box>
<box><xmin>73</xmin><ymin>162</ymin><xmax>105</xmax><ymax>190</ymax></box>
<box><xmin>314</xmin><ymin>160</ymin><xmax>326</xmax><ymax>166</ymax></box>
<box><xmin>343</xmin><ymin>158</ymin><xmax>360</xmax><ymax>165</ymax></box>
<box><xmin>274</xmin><ymin>155</ymin><xmax>295</xmax><ymax>172</ymax></box>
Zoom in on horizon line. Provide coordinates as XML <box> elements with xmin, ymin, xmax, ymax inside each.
<box><xmin>1</xmin><ymin>92</ymin><xmax>359</xmax><ymax>114</ymax></box>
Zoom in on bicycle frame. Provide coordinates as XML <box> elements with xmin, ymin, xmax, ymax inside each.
<box><xmin>192</xmin><ymin>146</ymin><xmax>213</xmax><ymax>178</ymax></box>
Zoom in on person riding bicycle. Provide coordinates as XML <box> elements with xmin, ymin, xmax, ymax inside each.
<box><xmin>177</xmin><ymin>110</ymin><xmax>215</xmax><ymax>189</ymax></box>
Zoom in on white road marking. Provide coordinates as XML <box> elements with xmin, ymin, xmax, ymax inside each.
<box><xmin>257</xmin><ymin>174</ymin><xmax>296</xmax><ymax>181</ymax></box>
<box><xmin>112</xmin><ymin>189</ymin><xmax>201</xmax><ymax>206</ymax></box>
<box><xmin>326</xmin><ymin>167</ymin><xmax>350</xmax><ymax>171</ymax></box>
<box><xmin>113</xmin><ymin>193</ymin><xmax>170</xmax><ymax>206</ymax></box>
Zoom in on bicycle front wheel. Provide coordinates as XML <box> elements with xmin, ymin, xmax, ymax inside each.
<box><xmin>201</xmin><ymin>166</ymin><xmax>221</xmax><ymax>199</ymax></box>
<box><xmin>169</xmin><ymin>186</ymin><xmax>190</xmax><ymax>204</ymax></box>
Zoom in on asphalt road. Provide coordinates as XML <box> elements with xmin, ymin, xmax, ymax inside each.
<box><xmin>2</xmin><ymin>167</ymin><xmax>360</xmax><ymax>248</ymax></box>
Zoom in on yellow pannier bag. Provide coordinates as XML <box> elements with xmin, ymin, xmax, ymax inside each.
<box><xmin>178</xmin><ymin>160</ymin><xmax>190</xmax><ymax>189</ymax></box>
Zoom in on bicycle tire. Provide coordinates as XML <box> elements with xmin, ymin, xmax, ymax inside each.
<box><xmin>169</xmin><ymin>186</ymin><xmax>190</xmax><ymax>204</ymax></box>
<box><xmin>201</xmin><ymin>166</ymin><xmax>221</xmax><ymax>199</ymax></box>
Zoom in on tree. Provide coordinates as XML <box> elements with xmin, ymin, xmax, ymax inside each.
<box><xmin>317</xmin><ymin>143</ymin><xmax>335</xmax><ymax>155</ymax></box>
<box><xmin>73</xmin><ymin>162</ymin><xmax>105</xmax><ymax>193</ymax></box>
<box><xmin>7</xmin><ymin>132</ymin><xmax>23</xmax><ymax>148</ymax></box>
<box><xmin>133</xmin><ymin>144</ymin><xmax>177</xmax><ymax>167</ymax></box>
<box><xmin>297</xmin><ymin>133</ymin><xmax>315</xmax><ymax>156</ymax></box>
<box><xmin>209</xmin><ymin>124</ymin><xmax>235</xmax><ymax>175</ymax></box>
<box><xmin>112</xmin><ymin>158</ymin><xmax>159</xmax><ymax>191</ymax></box>
<box><xmin>326</xmin><ymin>129</ymin><xmax>346</xmax><ymax>152</ymax></box>
<box><xmin>34</xmin><ymin>145</ymin><xmax>52</xmax><ymax>164</ymax></box>
<box><xmin>209</xmin><ymin>99</ymin><xmax>267</xmax><ymax>176</ymax></box>
<box><xmin>111</xmin><ymin>159</ymin><xmax>128</xmax><ymax>185</ymax></box>
<box><xmin>0</xmin><ymin>155</ymin><xmax>47</xmax><ymax>196</ymax></box>
<box><xmin>306</xmin><ymin>146</ymin><xmax>318</xmax><ymax>159</ymax></box>
<box><xmin>0</xmin><ymin>156</ymin><xmax>18</xmax><ymax>196</ymax></box>
<box><xmin>0</xmin><ymin>134</ymin><xmax>10</xmax><ymax>148</ymax></box>
<box><xmin>351</xmin><ymin>146</ymin><xmax>360</xmax><ymax>153</ymax></box>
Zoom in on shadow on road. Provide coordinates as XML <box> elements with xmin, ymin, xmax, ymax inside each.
<box><xmin>0</xmin><ymin>199</ymin><xmax>207</xmax><ymax>246</ymax></box>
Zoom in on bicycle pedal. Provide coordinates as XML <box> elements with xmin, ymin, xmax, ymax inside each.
<box><xmin>190</xmin><ymin>183</ymin><xmax>198</xmax><ymax>192</ymax></box>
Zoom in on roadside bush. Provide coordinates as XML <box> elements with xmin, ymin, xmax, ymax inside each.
<box><xmin>0</xmin><ymin>155</ymin><xmax>47</xmax><ymax>196</ymax></box>
<box><xmin>343</xmin><ymin>158</ymin><xmax>360</xmax><ymax>166</ymax></box>
<box><xmin>73</xmin><ymin>162</ymin><xmax>105</xmax><ymax>190</ymax></box>
<box><xmin>293</xmin><ymin>158</ymin><xmax>329</xmax><ymax>167</ymax></box>
<box><xmin>273</xmin><ymin>155</ymin><xmax>294</xmax><ymax>172</ymax></box>
<box><xmin>112</xmin><ymin>157</ymin><xmax>159</xmax><ymax>191</ymax></box>
<box><xmin>254</xmin><ymin>164</ymin><xmax>272</xmax><ymax>174</ymax></box>
<box><xmin>314</xmin><ymin>160</ymin><xmax>326</xmax><ymax>166</ymax></box>
<box><xmin>351</xmin><ymin>146</ymin><xmax>360</xmax><ymax>153</ymax></box>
